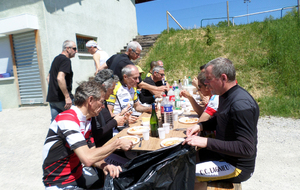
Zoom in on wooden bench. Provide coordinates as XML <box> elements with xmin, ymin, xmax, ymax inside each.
<box><xmin>195</xmin><ymin>182</ymin><xmax>242</xmax><ymax>190</ymax></box>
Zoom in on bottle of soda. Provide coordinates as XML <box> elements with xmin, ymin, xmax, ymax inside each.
<box><xmin>150</xmin><ymin>103</ymin><xmax>159</xmax><ymax>137</ymax></box>
<box><xmin>174</xmin><ymin>86</ymin><xmax>181</xmax><ymax>110</ymax></box>
<box><xmin>164</xmin><ymin>98</ymin><xmax>174</xmax><ymax>129</ymax></box>
<box><xmin>160</xmin><ymin>94</ymin><xmax>167</xmax><ymax>123</ymax></box>
<box><xmin>168</xmin><ymin>86</ymin><xmax>175</xmax><ymax>107</ymax></box>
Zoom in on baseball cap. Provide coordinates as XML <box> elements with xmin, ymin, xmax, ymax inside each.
<box><xmin>86</xmin><ymin>40</ymin><xmax>102</xmax><ymax>50</ymax></box>
<box><xmin>136</xmin><ymin>65</ymin><xmax>144</xmax><ymax>73</ymax></box>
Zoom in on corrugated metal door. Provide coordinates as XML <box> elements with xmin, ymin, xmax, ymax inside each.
<box><xmin>12</xmin><ymin>31</ymin><xmax>44</xmax><ymax>105</ymax></box>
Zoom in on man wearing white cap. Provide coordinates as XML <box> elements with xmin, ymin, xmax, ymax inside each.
<box><xmin>86</xmin><ymin>40</ymin><xmax>109</xmax><ymax>75</ymax></box>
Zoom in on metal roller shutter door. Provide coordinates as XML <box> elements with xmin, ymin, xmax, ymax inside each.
<box><xmin>12</xmin><ymin>31</ymin><xmax>44</xmax><ymax>105</ymax></box>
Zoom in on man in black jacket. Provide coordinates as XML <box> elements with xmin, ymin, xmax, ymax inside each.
<box><xmin>139</xmin><ymin>66</ymin><xmax>165</xmax><ymax>104</ymax></box>
<box><xmin>183</xmin><ymin>57</ymin><xmax>259</xmax><ymax>185</ymax></box>
<box><xmin>93</xmin><ymin>69</ymin><xmax>130</xmax><ymax>147</ymax></box>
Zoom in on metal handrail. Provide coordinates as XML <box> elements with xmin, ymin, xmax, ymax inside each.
<box><xmin>201</xmin><ymin>17</ymin><xmax>233</xmax><ymax>27</ymax></box>
<box><xmin>281</xmin><ymin>5</ymin><xmax>298</xmax><ymax>18</ymax></box>
<box><xmin>232</xmin><ymin>5</ymin><xmax>297</xmax><ymax>26</ymax></box>
<box><xmin>166</xmin><ymin>11</ymin><xmax>185</xmax><ymax>33</ymax></box>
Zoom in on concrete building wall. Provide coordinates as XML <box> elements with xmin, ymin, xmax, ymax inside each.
<box><xmin>0</xmin><ymin>0</ymin><xmax>138</xmax><ymax>109</ymax></box>
<box><xmin>0</xmin><ymin>36</ymin><xmax>19</xmax><ymax>109</ymax></box>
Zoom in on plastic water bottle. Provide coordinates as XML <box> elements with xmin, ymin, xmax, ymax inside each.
<box><xmin>181</xmin><ymin>99</ymin><xmax>186</xmax><ymax>111</ymax></box>
<box><xmin>178</xmin><ymin>79</ymin><xmax>183</xmax><ymax>90</ymax></box>
<box><xmin>188</xmin><ymin>76</ymin><xmax>192</xmax><ymax>85</ymax></box>
<box><xmin>183</xmin><ymin>76</ymin><xmax>188</xmax><ymax>86</ymax></box>
<box><xmin>164</xmin><ymin>99</ymin><xmax>173</xmax><ymax>129</ymax></box>
<box><xmin>168</xmin><ymin>86</ymin><xmax>175</xmax><ymax>107</ymax></box>
<box><xmin>172</xmin><ymin>81</ymin><xmax>178</xmax><ymax>91</ymax></box>
<box><xmin>160</xmin><ymin>94</ymin><xmax>167</xmax><ymax>123</ymax></box>
<box><xmin>174</xmin><ymin>86</ymin><xmax>181</xmax><ymax>110</ymax></box>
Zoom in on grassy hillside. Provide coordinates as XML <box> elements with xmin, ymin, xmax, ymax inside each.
<box><xmin>139</xmin><ymin>10</ymin><xmax>300</xmax><ymax>118</ymax></box>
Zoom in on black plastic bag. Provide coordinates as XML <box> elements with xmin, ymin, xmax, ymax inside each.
<box><xmin>103</xmin><ymin>144</ymin><xmax>196</xmax><ymax>190</ymax></box>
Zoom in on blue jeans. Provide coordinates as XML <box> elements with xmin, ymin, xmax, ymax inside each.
<box><xmin>49</xmin><ymin>101</ymin><xmax>67</xmax><ymax>123</ymax></box>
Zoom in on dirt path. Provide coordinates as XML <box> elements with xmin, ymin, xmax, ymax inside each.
<box><xmin>0</xmin><ymin>106</ymin><xmax>299</xmax><ymax>189</ymax></box>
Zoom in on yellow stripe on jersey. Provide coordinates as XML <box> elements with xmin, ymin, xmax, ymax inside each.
<box><xmin>106</xmin><ymin>81</ymin><xmax>122</xmax><ymax>104</ymax></box>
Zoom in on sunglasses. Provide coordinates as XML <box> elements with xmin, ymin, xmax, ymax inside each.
<box><xmin>69</xmin><ymin>47</ymin><xmax>77</xmax><ymax>51</ymax></box>
<box><xmin>132</xmin><ymin>49</ymin><xmax>140</xmax><ymax>56</ymax></box>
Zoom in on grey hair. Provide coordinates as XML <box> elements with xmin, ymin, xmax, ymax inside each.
<box><xmin>205</xmin><ymin>57</ymin><xmax>236</xmax><ymax>82</ymax></box>
<box><xmin>197</xmin><ymin>72</ymin><xmax>206</xmax><ymax>86</ymax></box>
<box><xmin>121</xmin><ymin>65</ymin><xmax>136</xmax><ymax>78</ymax></box>
<box><xmin>74</xmin><ymin>81</ymin><xmax>105</xmax><ymax>107</ymax></box>
<box><xmin>62</xmin><ymin>40</ymin><xmax>74</xmax><ymax>51</ymax></box>
<box><xmin>152</xmin><ymin>66</ymin><xmax>164</xmax><ymax>74</ymax></box>
<box><xmin>94</xmin><ymin>69</ymin><xmax>119</xmax><ymax>91</ymax></box>
<box><xmin>126</xmin><ymin>41</ymin><xmax>142</xmax><ymax>52</ymax></box>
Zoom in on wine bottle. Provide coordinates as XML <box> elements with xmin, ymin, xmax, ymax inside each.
<box><xmin>150</xmin><ymin>103</ymin><xmax>159</xmax><ymax>137</ymax></box>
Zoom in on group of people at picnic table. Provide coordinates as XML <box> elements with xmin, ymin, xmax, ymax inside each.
<box><xmin>43</xmin><ymin>40</ymin><xmax>259</xmax><ymax>190</ymax></box>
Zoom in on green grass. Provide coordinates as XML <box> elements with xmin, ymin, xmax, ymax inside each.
<box><xmin>139</xmin><ymin>10</ymin><xmax>300</xmax><ymax>118</ymax></box>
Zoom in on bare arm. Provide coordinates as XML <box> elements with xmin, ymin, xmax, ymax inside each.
<box><xmin>74</xmin><ymin>138</ymin><xmax>132</xmax><ymax>167</ymax></box>
<box><xmin>93</xmin><ymin>53</ymin><xmax>101</xmax><ymax>75</ymax></box>
<box><xmin>138</xmin><ymin>81</ymin><xmax>167</xmax><ymax>96</ymax></box>
<box><xmin>133</xmin><ymin>101</ymin><xmax>151</xmax><ymax>113</ymax></box>
<box><xmin>165</xmin><ymin>81</ymin><xmax>170</xmax><ymax>91</ymax></box>
<box><xmin>46</xmin><ymin>73</ymin><xmax>50</xmax><ymax>84</ymax></box>
<box><xmin>198</xmin><ymin>112</ymin><xmax>211</xmax><ymax>122</ymax></box>
<box><xmin>180</xmin><ymin>90</ymin><xmax>205</xmax><ymax>116</ymax></box>
<box><xmin>57</xmin><ymin>71</ymin><xmax>72</xmax><ymax>109</ymax></box>
<box><xmin>94</xmin><ymin>160</ymin><xmax>123</xmax><ymax>178</ymax></box>
<box><xmin>98</xmin><ymin>62</ymin><xmax>108</xmax><ymax>72</ymax></box>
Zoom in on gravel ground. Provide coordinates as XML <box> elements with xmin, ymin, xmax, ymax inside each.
<box><xmin>0</xmin><ymin>105</ymin><xmax>299</xmax><ymax>190</ymax></box>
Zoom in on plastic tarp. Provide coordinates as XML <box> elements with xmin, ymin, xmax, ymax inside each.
<box><xmin>104</xmin><ymin>144</ymin><xmax>196</xmax><ymax>190</ymax></box>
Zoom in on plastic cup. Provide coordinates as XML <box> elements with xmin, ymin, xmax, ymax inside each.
<box><xmin>173</xmin><ymin>112</ymin><xmax>179</xmax><ymax>122</ymax></box>
<box><xmin>142</xmin><ymin>121</ymin><xmax>150</xmax><ymax>126</ymax></box>
<box><xmin>162</xmin><ymin>123</ymin><xmax>170</xmax><ymax>134</ymax></box>
<box><xmin>158</xmin><ymin>128</ymin><xmax>165</xmax><ymax>139</ymax></box>
<box><xmin>142</xmin><ymin>117</ymin><xmax>150</xmax><ymax>122</ymax></box>
<box><xmin>142</xmin><ymin>129</ymin><xmax>150</xmax><ymax>140</ymax></box>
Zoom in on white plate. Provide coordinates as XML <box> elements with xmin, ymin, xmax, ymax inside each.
<box><xmin>160</xmin><ymin>137</ymin><xmax>185</xmax><ymax>147</ymax></box>
<box><xmin>178</xmin><ymin>117</ymin><xmax>199</xmax><ymax>124</ymax></box>
<box><xmin>127</xmin><ymin>126</ymin><xmax>150</xmax><ymax>135</ymax></box>
<box><xmin>173</xmin><ymin>109</ymin><xmax>183</xmax><ymax>115</ymax></box>
<box><xmin>119</xmin><ymin>136</ymin><xmax>140</xmax><ymax>145</ymax></box>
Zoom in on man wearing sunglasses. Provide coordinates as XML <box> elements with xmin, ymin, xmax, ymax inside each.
<box><xmin>46</xmin><ymin>40</ymin><xmax>78</xmax><ymax>122</ymax></box>
<box><xmin>104</xmin><ymin>41</ymin><xmax>167</xmax><ymax>98</ymax></box>
<box><xmin>139</xmin><ymin>66</ymin><xmax>165</xmax><ymax>104</ymax></box>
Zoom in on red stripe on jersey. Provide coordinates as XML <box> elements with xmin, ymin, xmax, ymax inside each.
<box><xmin>55</xmin><ymin>109</ymin><xmax>80</xmax><ymax>126</ymax></box>
<box><xmin>60</xmin><ymin>154</ymin><xmax>82</xmax><ymax>185</ymax></box>
<box><xmin>205</xmin><ymin>106</ymin><xmax>217</xmax><ymax>116</ymax></box>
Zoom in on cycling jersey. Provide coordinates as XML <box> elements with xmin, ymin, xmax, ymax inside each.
<box><xmin>106</xmin><ymin>81</ymin><xmax>138</xmax><ymax>114</ymax></box>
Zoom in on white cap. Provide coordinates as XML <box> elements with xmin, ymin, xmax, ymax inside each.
<box><xmin>86</xmin><ymin>40</ymin><xmax>102</xmax><ymax>50</ymax></box>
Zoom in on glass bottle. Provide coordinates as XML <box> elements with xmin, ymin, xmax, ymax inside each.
<box><xmin>150</xmin><ymin>103</ymin><xmax>159</xmax><ymax>137</ymax></box>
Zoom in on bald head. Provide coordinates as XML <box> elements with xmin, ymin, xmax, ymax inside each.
<box><xmin>157</xmin><ymin>60</ymin><xmax>164</xmax><ymax>67</ymax></box>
